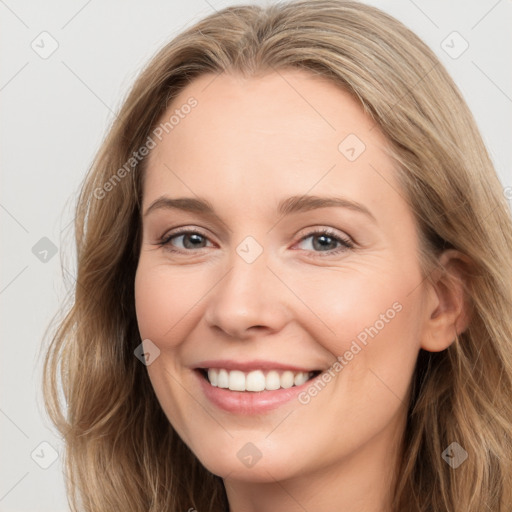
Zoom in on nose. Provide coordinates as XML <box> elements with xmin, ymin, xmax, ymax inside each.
<box><xmin>203</xmin><ymin>248</ymin><xmax>293</xmax><ymax>340</ymax></box>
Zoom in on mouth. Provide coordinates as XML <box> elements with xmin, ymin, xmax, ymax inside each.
<box><xmin>195</xmin><ymin>368</ymin><xmax>323</xmax><ymax>392</ymax></box>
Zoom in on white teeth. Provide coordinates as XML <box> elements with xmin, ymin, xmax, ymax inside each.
<box><xmin>228</xmin><ymin>370</ymin><xmax>246</xmax><ymax>391</ymax></box>
<box><xmin>205</xmin><ymin>368</ymin><xmax>315</xmax><ymax>391</ymax></box>
<box><xmin>246</xmin><ymin>370</ymin><xmax>266</xmax><ymax>391</ymax></box>
<box><xmin>281</xmin><ymin>371</ymin><xmax>294</xmax><ymax>389</ymax></box>
<box><xmin>217</xmin><ymin>369</ymin><xmax>229</xmax><ymax>389</ymax></box>
<box><xmin>207</xmin><ymin>368</ymin><xmax>218</xmax><ymax>387</ymax></box>
<box><xmin>294</xmin><ymin>372</ymin><xmax>309</xmax><ymax>386</ymax></box>
<box><xmin>265</xmin><ymin>370</ymin><xmax>281</xmax><ymax>390</ymax></box>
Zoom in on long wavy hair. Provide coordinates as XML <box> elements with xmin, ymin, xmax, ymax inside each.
<box><xmin>41</xmin><ymin>1</ymin><xmax>512</xmax><ymax>510</ymax></box>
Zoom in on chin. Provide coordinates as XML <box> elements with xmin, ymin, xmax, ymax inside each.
<box><xmin>192</xmin><ymin>440</ymin><xmax>304</xmax><ymax>482</ymax></box>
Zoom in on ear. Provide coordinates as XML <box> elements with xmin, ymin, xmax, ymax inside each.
<box><xmin>420</xmin><ymin>249</ymin><xmax>474</xmax><ymax>352</ymax></box>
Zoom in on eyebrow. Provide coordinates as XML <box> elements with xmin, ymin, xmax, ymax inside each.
<box><xmin>143</xmin><ymin>194</ymin><xmax>377</xmax><ymax>223</ymax></box>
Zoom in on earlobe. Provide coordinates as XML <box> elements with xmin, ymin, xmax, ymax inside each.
<box><xmin>420</xmin><ymin>249</ymin><xmax>474</xmax><ymax>353</ymax></box>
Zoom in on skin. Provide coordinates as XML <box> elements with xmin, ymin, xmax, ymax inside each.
<box><xmin>134</xmin><ymin>69</ymin><xmax>470</xmax><ymax>512</ymax></box>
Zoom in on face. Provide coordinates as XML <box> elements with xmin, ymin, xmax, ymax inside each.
<box><xmin>134</xmin><ymin>69</ymin><xmax>429</xmax><ymax>483</ymax></box>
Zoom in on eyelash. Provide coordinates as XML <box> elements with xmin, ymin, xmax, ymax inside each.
<box><xmin>156</xmin><ymin>227</ymin><xmax>354</xmax><ymax>257</ymax></box>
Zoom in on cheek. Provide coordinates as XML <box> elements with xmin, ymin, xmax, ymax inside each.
<box><xmin>134</xmin><ymin>265</ymin><xmax>166</xmax><ymax>341</ymax></box>
<box><xmin>287</xmin><ymin>259</ymin><xmax>424</xmax><ymax>395</ymax></box>
<box><xmin>134</xmin><ymin>262</ymin><xmax>204</xmax><ymax>435</ymax></box>
<box><xmin>294</xmin><ymin>262</ymin><xmax>419</xmax><ymax>342</ymax></box>
<box><xmin>134</xmin><ymin>261</ymin><xmax>211</xmax><ymax>345</ymax></box>
<box><xmin>134</xmin><ymin>261</ymin><xmax>178</xmax><ymax>343</ymax></box>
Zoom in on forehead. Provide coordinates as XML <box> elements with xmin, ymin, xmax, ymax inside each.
<box><xmin>151</xmin><ymin>69</ymin><xmax>386</xmax><ymax>161</ymax></box>
<box><xmin>142</xmin><ymin>69</ymin><xmax>404</xmax><ymax>223</ymax></box>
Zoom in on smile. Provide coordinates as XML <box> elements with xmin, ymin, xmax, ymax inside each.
<box><xmin>193</xmin><ymin>365</ymin><xmax>325</xmax><ymax>414</ymax></box>
<box><xmin>199</xmin><ymin>368</ymin><xmax>322</xmax><ymax>392</ymax></box>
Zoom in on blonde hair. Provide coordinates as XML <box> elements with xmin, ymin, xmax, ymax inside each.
<box><xmin>42</xmin><ymin>1</ymin><xmax>512</xmax><ymax>510</ymax></box>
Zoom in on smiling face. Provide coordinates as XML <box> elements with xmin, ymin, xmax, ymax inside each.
<box><xmin>134</xmin><ymin>69</ymin><xmax>430</xmax><ymax>488</ymax></box>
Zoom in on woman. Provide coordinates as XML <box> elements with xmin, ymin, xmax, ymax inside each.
<box><xmin>42</xmin><ymin>1</ymin><xmax>512</xmax><ymax>511</ymax></box>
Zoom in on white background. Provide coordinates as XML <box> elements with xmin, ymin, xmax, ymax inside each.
<box><xmin>1</xmin><ymin>1</ymin><xmax>511</xmax><ymax>510</ymax></box>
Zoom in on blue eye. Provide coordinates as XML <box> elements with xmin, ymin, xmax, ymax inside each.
<box><xmin>295</xmin><ymin>229</ymin><xmax>353</xmax><ymax>255</ymax></box>
<box><xmin>156</xmin><ymin>227</ymin><xmax>354</xmax><ymax>256</ymax></box>
<box><xmin>158</xmin><ymin>230</ymin><xmax>212</xmax><ymax>251</ymax></box>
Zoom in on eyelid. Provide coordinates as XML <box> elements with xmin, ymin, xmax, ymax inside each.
<box><xmin>155</xmin><ymin>225</ymin><xmax>354</xmax><ymax>256</ymax></box>
<box><xmin>295</xmin><ymin>225</ymin><xmax>352</xmax><ymax>243</ymax></box>
<box><xmin>292</xmin><ymin>227</ymin><xmax>354</xmax><ymax>255</ymax></box>
<box><xmin>158</xmin><ymin>226</ymin><xmax>215</xmax><ymax>247</ymax></box>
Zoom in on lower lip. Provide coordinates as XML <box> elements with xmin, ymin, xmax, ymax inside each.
<box><xmin>194</xmin><ymin>370</ymin><xmax>319</xmax><ymax>414</ymax></box>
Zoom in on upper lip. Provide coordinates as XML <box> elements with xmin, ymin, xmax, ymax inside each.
<box><xmin>193</xmin><ymin>359</ymin><xmax>321</xmax><ymax>373</ymax></box>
